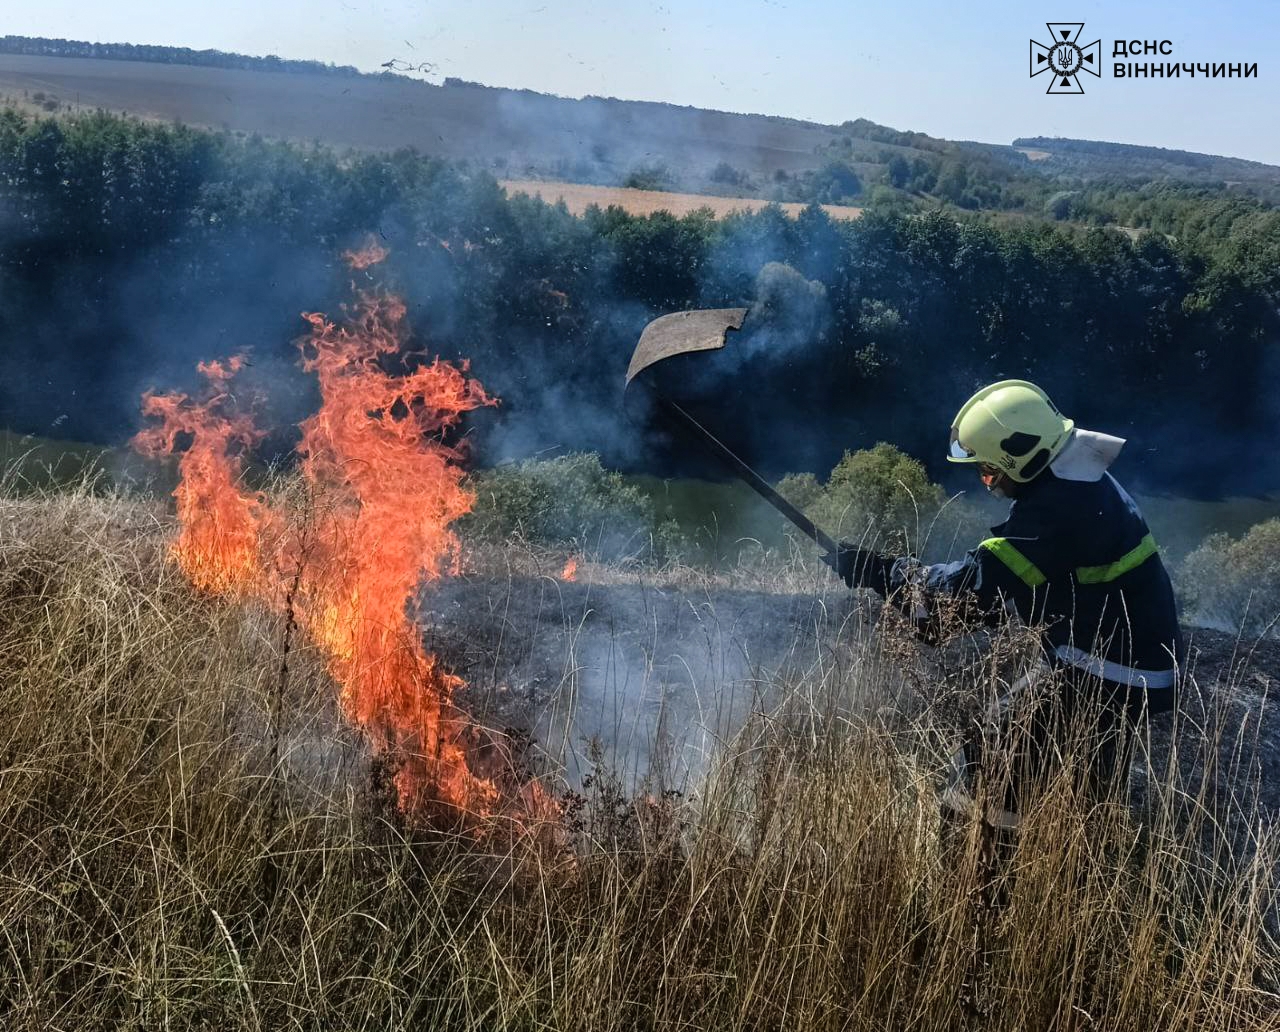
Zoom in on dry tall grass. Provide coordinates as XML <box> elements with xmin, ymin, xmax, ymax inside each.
<box><xmin>499</xmin><ymin>180</ymin><xmax>865</xmax><ymax>221</ymax></box>
<box><xmin>1</xmin><ymin>484</ymin><xmax>1278</xmax><ymax>1030</ymax></box>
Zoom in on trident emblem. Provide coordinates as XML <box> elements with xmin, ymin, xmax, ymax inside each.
<box><xmin>1030</xmin><ymin>22</ymin><xmax>1102</xmax><ymax>94</ymax></box>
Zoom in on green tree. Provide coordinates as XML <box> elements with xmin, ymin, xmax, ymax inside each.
<box><xmin>709</xmin><ymin>161</ymin><xmax>746</xmax><ymax>187</ymax></box>
<box><xmin>779</xmin><ymin>444</ymin><xmax>950</xmax><ymax>555</ymax></box>
<box><xmin>935</xmin><ymin>162</ymin><xmax>969</xmax><ymax>204</ymax></box>
<box><xmin>813</xmin><ymin>161</ymin><xmax>863</xmax><ymax>203</ymax></box>
<box><xmin>886</xmin><ymin>154</ymin><xmax>911</xmax><ymax>189</ymax></box>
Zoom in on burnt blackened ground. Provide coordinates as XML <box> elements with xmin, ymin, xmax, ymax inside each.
<box><xmin>423</xmin><ymin>574</ymin><xmax>862</xmax><ymax>790</ymax></box>
<box><xmin>425</xmin><ymin>574</ymin><xmax>1280</xmax><ymax>816</ymax></box>
<box><xmin>1139</xmin><ymin>628</ymin><xmax>1280</xmax><ymax>829</ymax></box>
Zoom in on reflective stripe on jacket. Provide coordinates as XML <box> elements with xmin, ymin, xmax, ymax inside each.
<box><xmin>893</xmin><ymin>470</ymin><xmax>1182</xmax><ymax>709</ymax></box>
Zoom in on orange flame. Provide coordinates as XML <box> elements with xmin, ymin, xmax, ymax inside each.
<box><xmin>135</xmin><ymin>270</ymin><xmax>503</xmax><ymax>821</ymax></box>
<box><xmin>342</xmin><ymin>236</ymin><xmax>390</xmax><ymax>270</ymax></box>
<box><xmin>560</xmin><ymin>557</ymin><xmax>578</xmax><ymax>582</ymax></box>
<box><xmin>136</xmin><ymin>355</ymin><xmax>272</xmax><ymax>596</ymax></box>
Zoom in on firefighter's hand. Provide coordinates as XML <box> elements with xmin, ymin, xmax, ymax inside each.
<box><xmin>822</xmin><ymin>542</ymin><xmax>890</xmax><ymax>595</ymax></box>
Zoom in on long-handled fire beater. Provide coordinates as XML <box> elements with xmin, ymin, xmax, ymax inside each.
<box><xmin>625</xmin><ymin>307</ymin><xmax>839</xmax><ymax>554</ymax></box>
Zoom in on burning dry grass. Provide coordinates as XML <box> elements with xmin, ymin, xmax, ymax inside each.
<box><xmin>2</xmin><ymin>484</ymin><xmax>1279</xmax><ymax>1030</ymax></box>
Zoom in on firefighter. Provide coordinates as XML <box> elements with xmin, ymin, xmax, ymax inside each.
<box><xmin>823</xmin><ymin>379</ymin><xmax>1182</xmax><ymax>827</ymax></box>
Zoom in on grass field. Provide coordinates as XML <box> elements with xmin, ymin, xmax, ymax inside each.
<box><xmin>1</xmin><ymin>479</ymin><xmax>1278</xmax><ymax>1029</ymax></box>
<box><xmin>500</xmin><ymin>179</ymin><xmax>864</xmax><ymax>220</ymax></box>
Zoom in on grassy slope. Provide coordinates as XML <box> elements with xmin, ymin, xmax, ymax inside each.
<box><xmin>1</xmin><ymin>485</ymin><xmax>1276</xmax><ymax>1029</ymax></box>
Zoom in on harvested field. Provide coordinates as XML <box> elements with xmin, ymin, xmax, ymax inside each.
<box><xmin>501</xmin><ymin>178</ymin><xmax>864</xmax><ymax>219</ymax></box>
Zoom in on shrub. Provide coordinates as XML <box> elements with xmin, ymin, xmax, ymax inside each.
<box><xmin>778</xmin><ymin>442</ymin><xmax>959</xmax><ymax>555</ymax></box>
<box><xmin>1179</xmin><ymin>518</ymin><xmax>1280</xmax><ymax>637</ymax></box>
<box><xmin>622</xmin><ymin>163</ymin><xmax>672</xmax><ymax>191</ymax></box>
<box><xmin>885</xmin><ymin>154</ymin><xmax>911</xmax><ymax>188</ymax></box>
<box><xmin>866</xmin><ymin>183</ymin><xmax>909</xmax><ymax>211</ymax></box>
<box><xmin>812</xmin><ymin>160</ymin><xmax>863</xmax><ymax>203</ymax></box>
<box><xmin>935</xmin><ymin>162</ymin><xmax>969</xmax><ymax>204</ymax></box>
<box><xmin>1046</xmin><ymin>190</ymin><xmax>1077</xmax><ymax>220</ymax></box>
<box><xmin>462</xmin><ymin>452</ymin><xmax>659</xmax><ymax>559</ymax></box>
<box><xmin>748</xmin><ymin>261</ymin><xmax>829</xmax><ymax>354</ymax></box>
<box><xmin>709</xmin><ymin>161</ymin><xmax>746</xmax><ymax>187</ymax></box>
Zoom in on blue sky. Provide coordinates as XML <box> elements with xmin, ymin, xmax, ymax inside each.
<box><xmin>10</xmin><ymin>0</ymin><xmax>1280</xmax><ymax>162</ymax></box>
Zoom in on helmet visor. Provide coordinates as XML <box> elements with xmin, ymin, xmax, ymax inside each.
<box><xmin>948</xmin><ymin>432</ymin><xmax>976</xmax><ymax>461</ymax></box>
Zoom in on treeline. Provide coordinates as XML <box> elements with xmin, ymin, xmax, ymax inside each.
<box><xmin>0</xmin><ymin>35</ymin><xmax>361</xmax><ymax>77</ymax></box>
<box><xmin>1012</xmin><ymin>136</ymin><xmax>1278</xmax><ymax>177</ymax></box>
<box><xmin>1</xmin><ymin>109</ymin><xmax>1278</xmax><ymax>495</ymax></box>
<box><xmin>1038</xmin><ymin>179</ymin><xmax>1280</xmax><ymax>244</ymax></box>
<box><xmin>792</xmin><ymin>131</ymin><xmax>1044</xmax><ymax>212</ymax></box>
<box><xmin>791</xmin><ymin>124</ymin><xmax>1280</xmax><ymax>219</ymax></box>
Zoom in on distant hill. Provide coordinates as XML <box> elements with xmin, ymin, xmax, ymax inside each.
<box><xmin>1011</xmin><ymin>136</ymin><xmax>1280</xmax><ymax>189</ymax></box>
<box><xmin>0</xmin><ymin>33</ymin><xmax>362</xmax><ymax>77</ymax></box>
<box><xmin>0</xmin><ymin>39</ymin><xmax>851</xmax><ymax>198</ymax></box>
<box><xmin>3</xmin><ymin>35</ymin><xmax>1280</xmax><ymax>213</ymax></box>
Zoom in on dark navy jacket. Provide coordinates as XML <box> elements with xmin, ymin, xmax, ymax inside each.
<box><xmin>894</xmin><ymin>470</ymin><xmax>1182</xmax><ymax>711</ymax></box>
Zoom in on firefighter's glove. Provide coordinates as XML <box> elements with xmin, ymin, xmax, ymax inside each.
<box><xmin>822</xmin><ymin>542</ymin><xmax>891</xmax><ymax>595</ymax></box>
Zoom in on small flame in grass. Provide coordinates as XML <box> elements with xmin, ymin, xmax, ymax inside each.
<box><xmin>136</xmin><ymin>355</ymin><xmax>271</xmax><ymax>597</ymax></box>
<box><xmin>135</xmin><ymin>248</ymin><xmax>506</xmax><ymax>821</ymax></box>
<box><xmin>343</xmin><ymin>236</ymin><xmax>390</xmax><ymax>270</ymax></box>
<box><xmin>561</xmin><ymin>557</ymin><xmax>579</xmax><ymax>582</ymax></box>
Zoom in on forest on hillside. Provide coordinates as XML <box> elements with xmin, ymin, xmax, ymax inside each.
<box><xmin>1</xmin><ymin>110</ymin><xmax>1278</xmax><ymax>495</ymax></box>
<box><xmin>0</xmin><ymin>34</ymin><xmax>363</xmax><ymax>77</ymax></box>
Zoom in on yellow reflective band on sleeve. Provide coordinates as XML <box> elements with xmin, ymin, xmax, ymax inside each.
<box><xmin>978</xmin><ymin>538</ymin><xmax>1047</xmax><ymax>588</ymax></box>
<box><xmin>1075</xmin><ymin>533</ymin><xmax>1158</xmax><ymax>585</ymax></box>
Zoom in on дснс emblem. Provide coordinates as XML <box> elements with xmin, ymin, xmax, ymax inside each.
<box><xmin>1030</xmin><ymin>23</ymin><xmax>1102</xmax><ymax>93</ymax></box>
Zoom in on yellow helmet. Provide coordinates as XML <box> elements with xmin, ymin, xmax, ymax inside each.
<box><xmin>948</xmin><ymin>380</ymin><xmax>1073</xmax><ymax>483</ymax></box>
